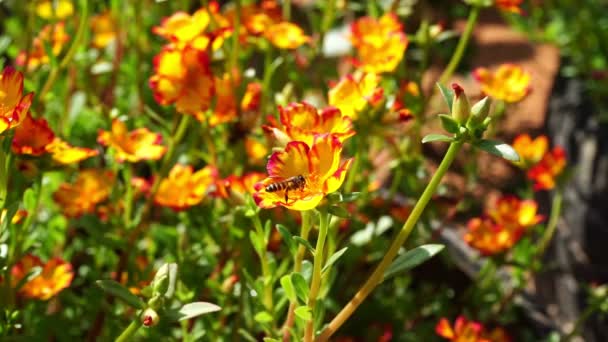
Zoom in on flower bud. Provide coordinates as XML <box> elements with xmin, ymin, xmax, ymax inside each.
<box><xmin>468</xmin><ymin>96</ymin><xmax>491</xmax><ymax>127</ymax></box>
<box><xmin>450</xmin><ymin>83</ymin><xmax>471</xmax><ymax>124</ymax></box>
<box><xmin>141</xmin><ymin>308</ymin><xmax>160</xmax><ymax>327</ymax></box>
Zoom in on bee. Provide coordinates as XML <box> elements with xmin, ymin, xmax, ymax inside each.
<box><xmin>265</xmin><ymin>175</ymin><xmax>307</xmax><ymax>202</ymax></box>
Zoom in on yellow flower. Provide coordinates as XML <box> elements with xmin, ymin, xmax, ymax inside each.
<box><xmin>207</xmin><ymin>73</ymin><xmax>238</xmax><ymax>126</ymax></box>
<box><xmin>154</xmin><ymin>164</ymin><xmax>217</xmax><ymax>211</ymax></box>
<box><xmin>53</xmin><ymin>169</ymin><xmax>115</xmax><ymax>218</ymax></box>
<box><xmin>245</xmin><ymin>137</ymin><xmax>268</xmax><ymax>164</ymax></box>
<box><xmin>328</xmin><ymin>72</ymin><xmax>382</xmax><ymax>119</ymax></box>
<box><xmin>512</xmin><ymin>134</ymin><xmax>548</xmax><ymax>169</ymax></box>
<box><xmin>11</xmin><ymin>112</ymin><xmax>55</xmax><ymax>156</ymax></box>
<box><xmin>0</xmin><ymin>209</ymin><xmax>28</xmax><ymax>225</ymax></box>
<box><xmin>350</xmin><ymin>13</ymin><xmax>408</xmax><ymax>73</ymax></box>
<box><xmin>254</xmin><ymin>134</ymin><xmax>353</xmax><ymax>211</ymax></box>
<box><xmin>11</xmin><ymin>254</ymin><xmax>74</xmax><ymax>301</ymax></box>
<box><xmin>90</xmin><ymin>11</ymin><xmax>116</xmax><ymax>48</ymax></box>
<box><xmin>264</xmin><ymin>22</ymin><xmax>310</xmax><ymax>49</ymax></box>
<box><xmin>149</xmin><ymin>45</ymin><xmax>215</xmax><ymax>116</ymax></box>
<box><xmin>473</xmin><ymin>64</ymin><xmax>531</xmax><ymax>103</ymax></box>
<box><xmin>98</xmin><ymin>119</ymin><xmax>167</xmax><ymax>163</ymax></box>
<box><xmin>16</xmin><ymin>22</ymin><xmax>70</xmax><ymax>71</ymax></box>
<box><xmin>0</xmin><ymin>67</ymin><xmax>33</xmax><ymax>134</ymax></box>
<box><xmin>264</xmin><ymin>102</ymin><xmax>355</xmax><ymax>146</ymax></box>
<box><xmin>45</xmin><ymin>138</ymin><xmax>99</xmax><ymax>164</ymax></box>
<box><xmin>487</xmin><ymin>196</ymin><xmax>543</xmax><ymax>230</ymax></box>
<box><xmin>36</xmin><ymin>0</ymin><xmax>73</xmax><ymax>20</ymax></box>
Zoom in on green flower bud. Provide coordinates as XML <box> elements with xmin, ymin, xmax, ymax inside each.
<box><xmin>141</xmin><ymin>308</ymin><xmax>160</xmax><ymax>327</ymax></box>
<box><xmin>468</xmin><ymin>96</ymin><xmax>492</xmax><ymax>127</ymax></box>
<box><xmin>450</xmin><ymin>83</ymin><xmax>471</xmax><ymax>124</ymax></box>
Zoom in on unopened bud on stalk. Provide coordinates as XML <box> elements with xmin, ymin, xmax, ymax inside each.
<box><xmin>141</xmin><ymin>308</ymin><xmax>160</xmax><ymax>327</ymax></box>
<box><xmin>451</xmin><ymin>83</ymin><xmax>471</xmax><ymax>124</ymax></box>
<box><xmin>468</xmin><ymin>96</ymin><xmax>491</xmax><ymax>126</ymax></box>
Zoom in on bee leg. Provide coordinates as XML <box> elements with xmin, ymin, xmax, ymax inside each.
<box><xmin>284</xmin><ymin>189</ymin><xmax>289</xmax><ymax>203</ymax></box>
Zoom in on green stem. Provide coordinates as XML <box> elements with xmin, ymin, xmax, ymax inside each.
<box><xmin>283</xmin><ymin>0</ymin><xmax>291</xmax><ymax>21</ymax></box>
<box><xmin>282</xmin><ymin>210</ymin><xmax>313</xmax><ymax>341</ymax></box>
<box><xmin>316</xmin><ymin>140</ymin><xmax>464</xmax><ymax>341</ymax></box>
<box><xmin>115</xmin><ymin>319</ymin><xmax>142</xmax><ymax>342</ymax></box>
<box><xmin>536</xmin><ymin>190</ymin><xmax>563</xmax><ymax>258</ymax></box>
<box><xmin>251</xmin><ymin>213</ymin><xmax>273</xmax><ymax>312</ymax></box>
<box><xmin>122</xmin><ymin>165</ymin><xmax>134</xmax><ymax>229</ymax></box>
<box><xmin>438</xmin><ymin>6</ymin><xmax>480</xmax><ymax>85</ymax></box>
<box><xmin>304</xmin><ymin>210</ymin><xmax>330</xmax><ymax>342</ymax></box>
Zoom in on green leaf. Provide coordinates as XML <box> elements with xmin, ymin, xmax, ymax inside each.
<box><xmin>291</xmin><ymin>273</ymin><xmax>309</xmax><ymax>303</ymax></box>
<box><xmin>280</xmin><ymin>275</ymin><xmax>297</xmax><ymax>302</ymax></box>
<box><xmin>328</xmin><ymin>205</ymin><xmax>349</xmax><ymax>218</ymax></box>
<box><xmin>254</xmin><ymin>311</ymin><xmax>273</xmax><ymax>324</ymax></box>
<box><xmin>422</xmin><ymin>134</ymin><xmax>453</xmax><ymax>144</ymax></box>
<box><xmin>438</xmin><ymin>114</ymin><xmax>460</xmax><ymax>134</ymax></box>
<box><xmin>475</xmin><ymin>140</ymin><xmax>520</xmax><ymax>162</ymax></box>
<box><xmin>383</xmin><ymin>244</ymin><xmax>445</xmax><ymax>281</ymax></box>
<box><xmin>437</xmin><ymin>83</ymin><xmax>454</xmax><ymax>110</ymax></box>
<box><xmin>294</xmin><ymin>306</ymin><xmax>312</xmax><ymax>321</ymax></box>
<box><xmin>176</xmin><ymin>302</ymin><xmax>221</xmax><ymax>321</ymax></box>
<box><xmin>23</xmin><ymin>187</ymin><xmax>38</xmax><ymax>212</ymax></box>
<box><xmin>96</xmin><ymin>280</ymin><xmax>145</xmax><ymax>309</ymax></box>
<box><xmin>249</xmin><ymin>230</ymin><xmax>263</xmax><ymax>252</ymax></box>
<box><xmin>153</xmin><ymin>263</ymin><xmax>178</xmax><ymax>299</ymax></box>
<box><xmin>341</xmin><ymin>192</ymin><xmax>361</xmax><ymax>202</ymax></box>
<box><xmin>293</xmin><ymin>236</ymin><xmax>315</xmax><ymax>256</ymax></box>
<box><xmin>322</xmin><ymin>247</ymin><xmax>348</xmax><ymax>274</ymax></box>
<box><xmin>276</xmin><ymin>224</ymin><xmax>296</xmax><ymax>255</ymax></box>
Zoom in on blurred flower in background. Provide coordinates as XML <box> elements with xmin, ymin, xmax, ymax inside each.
<box><xmin>11</xmin><ymin>254</ymin><xmax>74</xmax><ymax>300</ymax></box>
<box><xmin>473</xmin><ymin>64</ymin><xmax>531</xmax><ymax>103</ymax></box>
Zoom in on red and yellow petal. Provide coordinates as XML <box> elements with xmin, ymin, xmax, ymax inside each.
<box><xmin>267</xmin><ymin>141</ymin><xmax>312</xmax><ymax>179</ymax></box>
<box><xmin>309</xmin><ymin>134</ymin><xmax>342</xmax><ymax>180</ymax></box>
<box><xmin>435</xmin><ymin>318</ymin><xmax>455</xmax><ymax>339</ymax></box>
<box><xmin>324</xmin><ymin>157</ymin><xmax>353</xmax><ymax>194</ymax></box>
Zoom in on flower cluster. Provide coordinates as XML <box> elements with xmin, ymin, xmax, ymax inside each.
<box><xmin>512</xmin><ymin>134</ymin><xmax>567</xmax><ymax>190</ymax></box>
<box><xmin>255</xmin><ymin>102</ymin><xmax>354</xmax><ymax>211</ymax></box>
<box><xmin>17</xmin><ymin>22</ymin><xmax>70</xmax><ymax>71</ymax></box>
<box><xmin>464</xmin><ymin>196</ymin><xmax>543</xmax><ymax>255</ymax></box>
<box><xmin>436</xmin><ymin>316</ymin><xmax>510</xmax><ymax>342</ymax></box>
<box><xmin>10</xmin><ymin>254</ymin><xmax>74</xmax><ymax>300</ymax></box>
<box><xmin>53</xmin><ymin>169</ymin><xmax>115</xmax><ymax>218</ymax></box>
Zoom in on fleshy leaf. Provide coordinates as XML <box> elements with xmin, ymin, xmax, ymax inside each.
<box><xmin>96</xmin><ymin>280</ymin><xmax>145</xmax><ymax>309</ymax></box>
<box><xmin>322</xmin><ymin>247</ymin><xmax>348</xmax><ymax>274</ymax></box>
<box><xmin>437</xmin><ymin>83</ymin><xmax>454</xmax><ymax>110</ymax></box>
<box><xmin>438</xmin><ymin>114</ymin><xmax>460</xmax><ymax>134</ymax></box>
<box><xmin>475</xmin><ymin>139</ymin><xmax>520</xmax><ymax>162</ymax></box>
<box><xmin>383</xmin><ymin>244</ymin><xmax>445</xmax><ymax>281</ymax></box>
<box><xmin>175</xmin><ymin>302</ymin><xmax>221</xmax><ymax>321</ymax></box>
<box><xmin>422</xmin><ymin>134</ymin><xmax>453</xmax><ymax>144</ymax></box>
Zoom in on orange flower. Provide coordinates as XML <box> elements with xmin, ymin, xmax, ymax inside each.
<box><xmin>495</xmin><ymin>0</ymin><xmax>523</xmax><ymax>14</ymax></box>
<box><xmin>245</xmin><ymin>137</ymin><xmax>268</xmax><ymax>164</ymax></box>
<box><xmin>329</xmin><ymin>72</ymin><xmax>382</xmax><ymax>120</ymax></box>
<box><xmin>350</xmin><ymin>13</ymin><xmax>408</xmax><ymax>73</ymax></box>
<box><xmin>464</xmin><ymin>218</ymin><xmax>515</xmax><ymax>256</ymax></box>
<box><xmin>241</xmin><ymin>82</ymin><xmax>262</xmax><ymax>112</ymax></box>
<box><xmin>0</xmin><ymin>67</ymin><xmax>33</xmax><ymax>134</ymax></box>
<box><xmin>436</xmin><ymin>316</ymin><xmax>490</xmax><ymax>342</ymax></box>
<box><xmin>254</xmin><ymin>134</ymin><xmax>353</xmax><ymax>211</ymax></box>
<box><xmin>90</xmin><ymin>11</ymin><xmax>116</xmax><ymax>48</ymax></box>
<box><xmin>227</xmin><ymin>0</ymin><xmax>282</xmax><ymax>36</ymax></box>
<box><xmin>149</xmin><ymin>45</ymin><xmax>215</xmax><ymax>116</ymax></box>
<box><xmin>264</xmin><ymin>102</ymin><xmax>355</xmax><ymax>146</ymax></box>
<box><xmin>11</xmin><ymin>254</ymin><xmax>74</xmax><ymax>300</ymax></box>
<box><xmin>17</xmin><ymin>22</ymin><xmax>70</xmax><ymax>71</ymax></box>
<box><xmin>225</xmin><ymin>172</ymin><xmax>266</xmax><ymax>196</ymax></box>
<box><xmin>53</xmin><ymin>169</ymin><xmax>115</xmax><ymax>217</ymax></box>
<box><xmin>527</xmin><ymin>147</ymin><xmax>567</xmax><ymax>191</ymax></box>
<box><xmin>206</xmin><ymin>73</ymin><xmax>238</xmax><ymax>126</ymax></box>
<box><xmin>36</xmin><ymin>0</ymin><xmax>73</xmax><ymax>20</ymax></box>
<box><xmin>512</xmin><ymin>134</ymin><xmax>548</xmax><ymax>168</ymax></box>
<box><xmin>153</xmin><ymin>5</ymin><xmax>231</xmax><ymax>51</ymax></box>
<box><xmin>264</xmin><ymin>22</ymin><xmax>310</xmax><ymax>49</ymax></box>
<box><xmin>473</xmin><ymin>64</ymin><xmax>531</xmax><ymax>103</ymax></box>
<box><xmin>45</xmin><ymin>138</ymin><xmax>98</xmax><ymax>164</ymax></box>
<box><xmin>12</xmin><ymin>113</ymin><xmax>55</xmax><ymax>156</ymax></box>
<box><xmin>487</xmin><ymin>196</ymin><xmax>544</xmax><ymax>231</ymax></box>
<box><xmin>154</xmin><ymin>164</ymin><xmax>217</xmax><ymax>211</ymax></box>
<box><xmin>98</xmin><ymin>119</ymin><xmax>166</xmax><ymax>162</ymax></box>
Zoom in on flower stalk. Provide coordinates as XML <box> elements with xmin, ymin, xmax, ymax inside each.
<box><xmin>438</xmin><ymin>6</ymin><xmax>480</xmax><ymax>85</ymax></box>
<box><xmin>305</xmin><ymin>209</ymin><xmax>330</xmax><ymax>342</ymax></box>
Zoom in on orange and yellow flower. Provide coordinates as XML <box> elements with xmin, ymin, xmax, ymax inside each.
<box><xmin>527</xmin><ymin>147</ymin><xmax>567</xmax><ymax>191</ymax></box>
<box><xmin>512</xmin><ymin>134</ymin><xmax>548</xmax><ymax>169</ymax></box>
<box><xmin>264</xmin><ymin>22</ymin><xmax>310</xmax><ymax>49</ymax></box>
<box><xmin>245</xmin><ymin>137</ymin><xmax>268</xmax><ymax>164</ymax></box>
<box><xmin>329</xmin><ymin>72</ymin><xmax>383</xmax><ymax>120</ymax></box>
<box><xmin>473</xmin><ymin>64</ymin><xmax>531</xmax><ymax>103</ymax></box>
<box><xmin>227</xmin><ymin>0</ymin><xmax>282</xmax><ymax>37</ymax></box>
<box><xmin>53</xmin><ymin>169</ymin><xmax>115</xmax><ymax>217</ymax></box>
<box><xmin>436</xmin><ymin>316</ymin><xmax>508</xmax><ymax>342</ymax></box>
<box><xmin>350</xmin><ymin>13</ymin><xmax>408</xmax><ymax>73</ymax></box>
<box><xmin>11</xmin><ymin>254</ymin><xmax>74</xmax><ymax>300</ymax></box>
<box><xmin>17</xmin><ymin>22</ymin><xmax>70</xmax><ymax>71</ymax></box>
<box><xmin>254</xmin><ymin>134</ymin><xmax>353</xmax><ymax>211</ymax></box>
<box><xmin>495</xmin><ymin>0</ymin><xmax>524</xmax><ymax>14</ymax></box>
<box><xmin>464</xmin><ymin>218</ymin><xmax>515</xmax><ymax>256</ymax></box>
<box><xmin>223</xmin><ymin>172</ymin><xmax>266</xmax><ymax>198</ymax></box>
<box><xmin>12</xmin><ymin>113</ymin><xmax>55</xmax><ymax>156</ymax></box>
<box><xmin>36</xmin><ymin>0</ymin><xmax>73</xmax><ymax>20</ymax></box>
<box><xmin>207</xmin><ymin>73</ymin><xmax>238</xmax><ymax>126</ymax></box>
<box><xmin>45</xmin><ymin>138</ymin><xmax>99</xmax><ymax>164</ymax></box>
<box><xmin>487</xmin><ymin>196</ymin><xmax>544</xmax><ymax>231</ymax></box>
<box><xmin>264</xmin><ymin>102</ymin><xmax>355</xmax><ymax>146</ymax></box>
<box><xmin>90</xmin><ymin>11</ymin><xmax>116</xmax><ymax>48</ymax></box>
<box><xmin>0</xmin><ymin>209</ymin><xmax>28</xmax><ymax>225</ymax></box>
<box><xmin>154</xmin><ymin>164</ymin><xmax>217</xmax><ymax>211</ymax></box>
<box><xmin>241</xmin><ymin>82</ymin><xmax>262</xmax><ymax>112</ymax></box>
<box><xmin>98</xmin><ymin>119</ymin><xmax>166</xmax><ymax>163</ymax></box>
<box><xmin>149</xmin><ymin>45</ymin><xmax>215</xmax><ymax>116</ymax></box>
<box><xmin>0</xmin><ymin>67</ymin><xmax>33</xmax><ymax>134</ymax></box>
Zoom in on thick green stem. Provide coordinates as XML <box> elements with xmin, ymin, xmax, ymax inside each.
<box><xmin>115</xmin><ymin>319</ymin><xmax>142</xmax><ymax>342</ymax></box>
<box><xmin>282</xmin><ymin>211</ymin><xmax>313</xmax><ymax>341</ymax></box>
<box><xmin>536</xmin><ymin>190</ymin><xmax>563</xmax><ymax>257</ymax></box>
<box><xmin>438</xmin><ymin>6</ymin><xmax>480</xmax><ymax>85</ymax></box>
<box><xmin>316</xmin><ymin>140</ymin><xmax>464</xmax><ymax>341</ymax></box>
<box><xmin>305</xmin><ymin>210</ymin><xmax>330</xmax><ymax>342</ymax></box>
<box><xmin>251</xmin><ymin>213</ymin><xmax>273</xmax><ymax>311</ymax></box>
